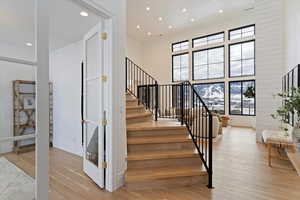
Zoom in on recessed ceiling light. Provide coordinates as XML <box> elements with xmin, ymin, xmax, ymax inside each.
<box><xmin>80</xmin><ymin>11</ymin><xmax>88</xmax><ymax>17</ymax></box>
<box><xmin>147</xmin><ymin>32</ymin><xmax>152</xmax><ymax>36</ymax></box>
<box><xmin>219</xmin><ymin>9</ymin><xmax>224</xmax><ymax>13</ymax></box>
<box><xmin>146</xmin><ymin>7</ymin><xmax>150</xmax><ymax>11</ymax></box>
<box><xmin>168</xmin><ymin>25</ymin><xmax>173</xmax><ymax>29</ymax></box>
<box><xmin>26</xmin><ymin>43</ymin><xmax>33</xmax><ymax>47</ymax></box>
<box><xmin>158</xmin><ymin>17</ymin><xmax>163</xmax><ymax>21</ymax></box>
<box><xmin>136</xmin><ymin>25</ymin><xmax>141</xmax><ymax>29</ymax></box>
<box><xmin>182</xmin><ymin>8</ymin><xmax>187</xmax><ymax>13</ymax></box>
<box><xmin>190</xmin><ymin>18</ymin><xmax>195</xmax><ymax>22</ymax></box>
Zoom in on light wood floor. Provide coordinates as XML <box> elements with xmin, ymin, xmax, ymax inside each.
<box><xmin>2</xmin><ymin>127</ymin><xmax>300</xmax><ymax>200</ymax></box>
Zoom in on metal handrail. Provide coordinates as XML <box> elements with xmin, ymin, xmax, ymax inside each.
<box><xmin>125</xmin><ymin>58</ymin><xmax>213</xmax><ymax>188</ymax></box>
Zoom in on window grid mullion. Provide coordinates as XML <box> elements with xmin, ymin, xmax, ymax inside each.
<box><xmin>207</xmin><ymin>50</ymin><xmax>209</xmax><ymax>79</ymax></box>
<box><xmin>240</xmin><ymin>44</ymin><xmax>243</xmax><ymax>76</ymax></box>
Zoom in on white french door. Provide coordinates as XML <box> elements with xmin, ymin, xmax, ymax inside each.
<box><xmin>83</xmin><ymin>21</ymin><xmax>105</xmax><ymax>188</ymax></box>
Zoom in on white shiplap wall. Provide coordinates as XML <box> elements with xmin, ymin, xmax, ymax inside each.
<box><xmin>255</xmin><ymin>0</ymin><xmax>285</xmax><ymax>141</ymax></box>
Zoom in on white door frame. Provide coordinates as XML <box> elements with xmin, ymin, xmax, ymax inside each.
<box><xmin>82</xmin><ymin>21</ymin><xmax>105</xmax><ymax>188</ymax></box>
<box><xmin>70</xmin><ymin>0</ymin><xmax>115</xmax><ymax>192</ymax></box>
<box><xmin>0</xmin><ymin>0</ymin><xmax>114</xmax><ymax>199</ymax></box>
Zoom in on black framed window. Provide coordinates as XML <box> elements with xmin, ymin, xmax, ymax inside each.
<box><xmin>229</xmin><ymin>40</ymin><xmax>255</xmax><ymax>77</ymax></box>
<box><xmin>172</xmin><ymin>40</ymin><xmax>189</xmax><ymax>52</ymax></box>
<box><xmin>282</xmin><ymin>65</ymin><xmax>300</xmax><ymax>126</ymax></box>
<box><xmin>192</xmin><ymin>32</ymin><xmax>224</xmax><ymax>48</ymax></box>
<box><xmin>194</xmin><ymin>82</ymin><xmax>225</xmax><ymax>114</ymax></box>
<box><xmin>229</xmin><ymin>25</ymin><xmax>255</xmax><ymax>40</ymax></box>
<box><xmin>193</xmin><ymin>46</ymin><xmax>224</xmax><ymax>80</ymax></box>
<box><xmin>172</xmin><ymin>53</ymin><xmax>189</xmax><ymax>82</ymax></box>
<box><xmin>229</xmin><ymin>80</ymin><xmax>255</xmax><ymax>116</ymax></box>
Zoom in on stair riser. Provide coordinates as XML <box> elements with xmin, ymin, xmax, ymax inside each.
<box><xmin>128</xmin><ymin>142</ymin><xmax>195</xmax><ymax>152</ymax></box>
<box><xmin>126</xmin><ymin>101</ymin><xmax>139</xmax><ymax>107</ymax></box>
<box><xmin>127</xmin><ymin>115</ymin><xmax>153</xmax><ymax>124</ymax></box>
<box><xmin>126</xmin><ymin>108</ymin><xmax>146</xmax><ymax>115</ymax></box>
<box><xmin>128</xmin><ymin>157</ymin><xmax>202</xmax><ymax>169</ymax></box>
<box><xmin>126</xmin><ymin>95</ymin><xmax>135</xmax><ymax>101</ymax></box>
<box><xmin>125</xmin><ymin>175</ymin><xmax>207</xmax><ymax>191</ymax></box>
<box><xmin>127</xmin><ymin>129</ymin><xmax>189</xmax><ymax>138</ymax></box>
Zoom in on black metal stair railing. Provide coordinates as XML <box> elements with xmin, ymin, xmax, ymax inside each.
<box><xmin>125</xmin><ymin>57</ymin><xmax>213</xmax><ymax>188</ymax></box>
<box><xmin>157</xmin><ymin>82</ymin><xmax>213</xmax><ymax>188</ymax></box>
<box><xmin>181</xmin><ymin>81</ymin><xmax>213</xmax><ymax>188</ymax></box>
<box><xmin>126</xmin><ymin>57</ymin><xmax>158</xmax><ymax>120</ymax></box>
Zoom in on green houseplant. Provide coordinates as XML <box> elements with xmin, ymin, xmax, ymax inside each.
<box><xmin>243</xmin><ymin>86</ymin><xmax>255</xmax><ymax>114</ymax></box>
<box><xmin>271</xmin><ymin>87</ymin><xmax>300</xmax><ymax>136</ymax></box>
<box><xmin>243</xmin><ymin>85</ymin><xmax>256</xmax><ymax>129</ymax></box>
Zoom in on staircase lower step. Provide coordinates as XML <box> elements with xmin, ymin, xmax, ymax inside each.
<box><xmin>126</xmin><ymin>112</ymin><xmax>153</xmax><ymax>124</ymax></box>
<box><xmin>127</xmin><ymin>134</ymin><xmax>195</xmax><ymax>152</ymax></box>
<box><xmin>128</xmin><ymin>140</ymin><xmax>195</xmax><ymax>152</ymax></box>
<box><xmin>127</xmin><ymin>120</ymin><xmax>188</xmax><ymax>138</ymax></box>
<box><xmin>126</xmin><ymin>98</ymin><xmax>139</xmax><ymax>106</ymax></box>
<box><xmin>126</xmin><ymin>166</ymin><xmax>207</xmax><ymax>183</ymax></box>
<box><xmin>128</xmin><ymin>157</ymin><xmax>202</xmax><ymax>169</ymax></box>
<box><xmin>127</xmin><ymin>135</ymin><xmax>192</xmax><ymax>145</ymax></box>
<box><xmin>126</xmin><ymin>105</ymin><xmax>145</xmax><ymax>114</ymax></box>
<box><xmin>127</xmin><ymin>150</ymin><xmax>198</xmax><ymax>161</ymax></box>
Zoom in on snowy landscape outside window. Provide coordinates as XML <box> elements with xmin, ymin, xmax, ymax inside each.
<box><xmin>194</xmin><ymin>82</ymin><xmax>225</xmax><ymax>114</ymax></box>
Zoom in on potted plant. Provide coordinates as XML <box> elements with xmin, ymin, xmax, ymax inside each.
<box><xmin>271</xmin><ymin>87</ymin><xmax>300</xmax><ymax>137</ymax></box>
<box><xmin>243</xmin><ymin>86</ymin><xmax>255</xmax><ymax>113</ymax></box>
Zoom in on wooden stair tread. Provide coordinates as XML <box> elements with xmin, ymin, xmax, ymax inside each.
<box><xmin>126</xmin><ymin>166</ymin><xmax>207</xmax><ymax>182</ymax></box>
<box><xmin>127</xmin><ymin>120</ymin><xmax>186</xmax><ymax>131</ymax></box>
<box><xmin>126</xmin><ymin>112</ymin><xmax>152</xmax><ymax>120</ymax></box>
<box><xmin>126</xmin><ymin>105</ymin><xmax>144</xmax><ymax>110</ymax></box>
<box><xmin>127</xmin><ymin>135</ymin><xmax>192</xmax><ymax>144</ymax></box>
<box><xmin>127</xmin><ymin>150</ymin><xmax>198</xmax><ymax>161</ymax></box>
<box><xmin>126</xmin><ymin>98</ymin><xmax>138</xmax><ymax>102</ymax></box>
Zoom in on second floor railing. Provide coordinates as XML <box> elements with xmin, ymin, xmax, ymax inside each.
<box><xmin>125</xmin><ymin>58</ymin><xmax>158</xmax><ymax>120</ymax></box>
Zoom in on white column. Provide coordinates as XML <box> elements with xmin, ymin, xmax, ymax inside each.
<box><xmin>35</xmin><ymin>0</ymin><xmax>50</xmax><ymax>199</ymax></box>
<box><xmin>255</xmin><ymin>0</ymin><xmax>285</xmax><ymax>141</ymax></box>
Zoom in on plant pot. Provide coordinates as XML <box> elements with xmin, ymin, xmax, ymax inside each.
<box><xmin>220</xmin><ymin>115</ymin><xmax>230</xmax><ymax>127</ymax></box>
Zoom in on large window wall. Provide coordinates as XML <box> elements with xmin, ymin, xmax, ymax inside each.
<box><xmin>171</xmin><ymin>24</ymin><xmax>256</xmax><ymax>116</ymax></box>
<box><xmin>192</xmin><ymin>46</ymin><xmax>225</xmax><ymax>80</ymax></box>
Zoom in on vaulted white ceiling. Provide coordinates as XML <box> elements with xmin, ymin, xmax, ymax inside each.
<box><xmin>0</xmin><ymin>0</ymin><xmax>99</xmax><ymax>51</ymax></box>
<box><xmin>127</xmin><ymin>0</ymin><xmax>255</xmax><ymax>41</ymax></box>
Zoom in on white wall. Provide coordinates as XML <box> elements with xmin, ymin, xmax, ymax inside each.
<box><xmin>0</xmin><ymin>43</ymin><xmax>35</xmax><ymax>154</ymax></box>
<box><xmin>285</xmin><ymin>0</ymin><xmax>300</xmax><ymax>71</ymax></box>
<box><xmin>0</xmin><ymin>62</ymin><xmax>35</xmax><ymax>154</ymax></box>
<box><xmin>127</xmin><ymin>35</ymin><xmax>143</xmax><ymax>66</ymax></box>
<box><xmin>255</xmin><ymin>0</ymin><xmax>285</xmax><ymax>141</ymax></box>
<box><xmin>139</xmin><ymin>11</ymin><xmax>256</xmax><ymax>127</ymax></box>
<box><xmin>50</xmin><ymin>40</ymin><xmax>83</xmax><ymax>157</ymax></box>
<box><xmin>0</xmin><ymin>42</ymin><xmax>35</xmax><ymax>61</ymax></box>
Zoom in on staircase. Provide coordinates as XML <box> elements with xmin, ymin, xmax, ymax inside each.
<box><xmin>125</xmin><ymin>57</ymin><xmax>213</xmax><ymax>189</ymax></box>
<box><xmin>125</xmin><ymin>94</ymin><xmax>207</xmax><ymax>189</ymax></box>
